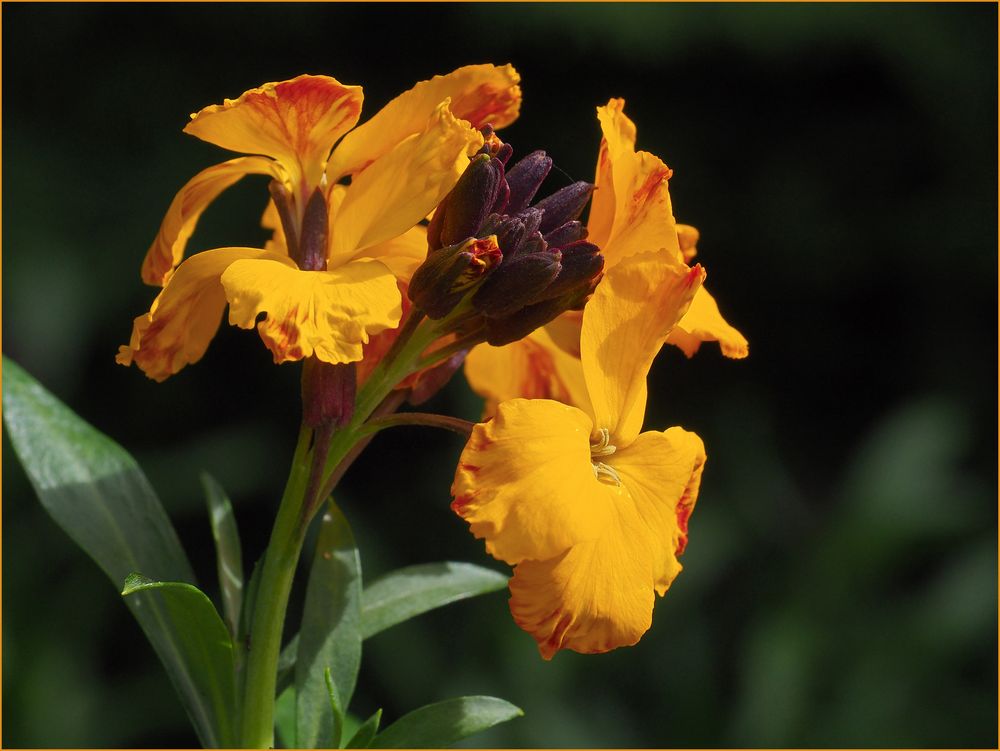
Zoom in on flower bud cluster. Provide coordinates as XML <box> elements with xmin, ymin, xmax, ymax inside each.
<box><xmin>409</xmin><ymin>129</ymin><xmax>604</xmax><ymax>346</ymax></box>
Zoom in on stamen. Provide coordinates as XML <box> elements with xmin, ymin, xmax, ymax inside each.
<box><xmin>590</xmin><ymin>427</ymin><xmax>617</xmax><ymax>457</ymax></box>
<box><xmin>591</xmin><ymin>461</ymin><xmax>622</xmax><ymax>486</ymax></box>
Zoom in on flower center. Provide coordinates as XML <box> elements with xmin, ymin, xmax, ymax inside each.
<box><xmin>590</xmin><ymin>428</ymin><xmax>622</xmax><ymax>486</ymax></box>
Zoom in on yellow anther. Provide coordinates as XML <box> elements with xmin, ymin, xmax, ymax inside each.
<box><xmin>591</xmin><ymin>461</ymin><xmax>622</xmax><ymax>486</ymax></box>
<box><xmin>590</xmin><ymin>427</ymin><xmax>617</xmax><ymax>457</ymax></box>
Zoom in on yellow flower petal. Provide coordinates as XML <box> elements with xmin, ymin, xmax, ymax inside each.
<box><xmin>582</xmin><ymin>251</ymin><xmax>704</xmax><ymax>445</ymax></box>
<box><xmin>464</xmin><ymin>325</ymin><xmax>590</xmax><ymax>418</ymax></box>
<box><xmin>221</xmin><ymin>257</ymin><xmax>401</xmax><ymax>365</ymax></box>
<box><xmin>326</xmin><ymin>63</ymin><xmax>521</xmax><ymax>180</ymax></box>
<box><xmin>587</xmin><ymin>98</ymin><xmax>635</xmax><ymax>250</ymax></box>
<box><xmin>452</xmin><ymin>399</ymin><xmax>614</xmax><ymax>565</ymax></box>
<box><xmin>612</xmin><ymin>427</ymin><xmax>706</xmax><ymax>595</ymax></box>
<box><xmin>588</xmin><ymin>99</ymin><xmax>685</xmax><ymax>270</ymax></box>
<box><xmin>328</xmin><ymin>102</ymin><xmax>482</xmax><ymax>262</ymax></box>
<box><xmin>118</xmin><ymin>247</ymin><xmax>279</xmax><ymax>381</ymax></box>
<box><xmin>141</xmin><ymin>156</ymin><xmax>281</xmax><ymax>286</ymax></box>
<box><xmin>184</xmin><ymin>75</ymin><xmax>363</xmax><ymax>190</ymax></box>
<box><xmin>508</xmin><ymin>504</ymin><xmax>656</xmax><ymax>660</ymax></box>
<box><xmin>354</xmin><ymin>224</ymin><xmax>428</xmax><ymax>283</ymax></box>
<box><xmin>668</xmin><ymin>285</ymin><xmax>749</xmax><ymax>359</ymax></box>
<box><xmin>261</xmin><ymin>198</ymin><xmax>288</xmax><ymax>255</ymax></box>
<box><xmin>677</xmin><ymin>223</ymin><xmax>699</xmax><ymax>262</ymax></box>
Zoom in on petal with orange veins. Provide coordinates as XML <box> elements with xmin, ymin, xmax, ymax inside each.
<box><xmin>451</xmin><ymin>399</ymin><xmax>614</xmax><ymax>566</ymax></box>
<box><xmin>508</xmin><ymin>502</ymin><xmax>657</xmax><ymax>660</ymax></box>
<box><xmin>141</xmin><ymin>156</ymin><xmax>281</xmax><ymax>286</ymax></box>
<box><xmin>221</xmin><ymin>257</ymin><xmax>401</xmax><ymax>366</ymax></box>
<box><xmin>326</xmin><ymin>64</ymin><xmax>521</xmax><ymax>180</ymax></box>
<box><xmin>612</xmin><ymin>427</ymin><xmax>706</xmax><ymax>595</ymax></box>
<box><xmin>582</xmin><ymin>251</ymin><xmax>704</xmax><ymax>446</ymax></box>
<box><xmin>328</xmin><ymin>102</ymin><xmax>482</xmax><ymax>262</ymax></box>
<box><xmin>588</xmin><ymin>98</ymin><xmax>635</xmax><ymax>249</ymax></box>
<box><xmin>356</xmin><ymin>224</ymin><xmax>429</xmax><ymax>283</ymax></box>
<box><xmin>184</xmin><ymin>75</ymin><xmax>363</xmax><ymax>189</ymax></box>
<box><xmin>464</xmin><ymin>326</ymin><xmax>590</xmax><ymax>419</ymax></box>
<box><xmin>588</xmin><ymin>99</ymin><xmax>684</xmax><ymax>269</ymax></box>
<box><xmin>118</xmin><ymin>247</ymin><xmax>281</xmax><ymax>381</ymax></box>
<box><xmin>668</xmin><ymin>285</ymin><xmax>749</xmax><ymax>359</ymax></box>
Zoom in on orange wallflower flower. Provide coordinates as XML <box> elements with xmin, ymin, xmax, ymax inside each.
<box><xmin>453</xmin><ymin>251</ymin><xmax>707</xmax><ymax>659</ymax></box>
<box><xmin>465</xmin><ymin>98</ymin><xmax>746</xmax><ymax>412</ymax></box>
<box><xmin>118</xmin><ymin>65</ymin><xmax>521</xmax><ymax>381</ymax></box>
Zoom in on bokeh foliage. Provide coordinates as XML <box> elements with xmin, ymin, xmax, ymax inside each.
<box><xmin>3</xmin><ymin>3</ymin><xmax>996</xmax><ymax>747</ymax></box>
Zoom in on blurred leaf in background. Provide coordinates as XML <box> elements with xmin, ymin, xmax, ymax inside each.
<box><xmin>3</xmin><ymin>3</ymin><xmax>995</xmax><ymax>747</ymax></box>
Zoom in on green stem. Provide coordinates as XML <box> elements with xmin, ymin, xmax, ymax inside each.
<box><xmin>360</xmin><ymin>411</ymin><xmax>474</xmax><ymax>437</ymax></box>
<box><xmin>238</xmin><ymin>316</ymin><xmax>442</xmax><ymax>748</ymax></box>
<box><xmin>238</xmin><ymin>424</ymin><xmax>311</xmax><ymax>748</ymax></box>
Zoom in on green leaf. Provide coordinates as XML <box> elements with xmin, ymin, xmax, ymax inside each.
<box><xmin>324</xmin><ymin>667</ymin><xmax>344</xmax><ymax>748</ymax></box>
<box><xmin>346</xmin><ymin>708</ymin><xmax>383</xmax><ymax>748</ymax></box>
<box><xmin>362</xmin><ymin>562</ymin><xmax>508</xmax><ymax>639</ymax></box>
<box><xmin>371</xmin><ymin>696</ymin><xmax>523</xmax><ymax>748</ymax></box>
<box><xmin>1</xmin><ymin>358</ymin><xmax>241</xmax><ymax>746</ymax></box>
<box><xmin>200</xmin><ymin>473</ymin><xmax>244</xmax><ymax>638</ymax></box>
<box><xmin>2</xmin><ymin>357</ymin><xmax>194</xmax><ymax>586</ymax></box>
<box><xmin>275</xmin><ymin>561</ymin><xmax>507</xmax><ymax>692</ymax></box>
<box><xmin>121</xmin><ymin>574</ymin><xmax>237</xmax><ymax>747</ymax></box>
<box><xmin>295</xmin><ymin>501</ymin><xmax>362</xmax><ymax>748</ymax></box>
<box><xmin>275</xmin><ymin>685</ymin><xmax>297</xmax><ymax>749</ymax></box>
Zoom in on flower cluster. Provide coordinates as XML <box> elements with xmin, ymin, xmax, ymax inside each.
<box><xmin>118</xmin><ymin>65</ymin><xmax>746</xmax><ymax>661</ymax></box>
<box><xmin>410</xmin><ymin>129</ymin><xmax>604</xmax><ymax>346</ymax></box>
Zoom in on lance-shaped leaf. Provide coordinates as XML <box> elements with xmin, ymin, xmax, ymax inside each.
<box><xmin>362</xmin><ymin>561</ymin><xmax>508</xmax><ymax>639</ymax></box>
<box><xmin>275</xmin><ymin>560</ymin><xmax>508</xmax><ymax>693</ymax></box>
<box><xmin>371</xmin><ymin>696</ymin><xmax>523</xmax><ymax>748</ymax></box>
<box><xmin>121</xmin><ymin>575</ymin><xmax>238</xmax><ymax>747</ymax></box>
<box><xmin>201</xmin><ymin>473</ymin><xmax>244</xmax><ymax>637</ymax></box>
<box><xmin>295</xmin><ymin>501</ymin><xmax>362</xmax><ymax>748</ymax></box>
<box><xmin>1</xmin><ymin>358</ymin><xmax>238</xmax><ymax>746</ymax></box>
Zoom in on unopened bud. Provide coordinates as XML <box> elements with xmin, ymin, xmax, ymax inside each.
<box><xmin>491</xmin><ymin>208</ymin><xmax>542</xmax><ymax>258</ymax></box>
<box><xmin>427</xmin><ymin>155</ymin><xmax>506</xmax><ymax>250</ymax></box>
<box><xmin>534</xmin><ymin>181</ymin><xmax>595</xmax><ymax>234</ymax></box>
<box><xmin>472</xmin><ymin>247</ymin><xmax>562</xmax><ymax>318</ymax></box>
<box><xmin>535</xmin><ymin>241</ymin><xmax>603</xmax><ymax>301</ymax></box>
<box><xmin>302</xmin><ymin>359</ymin><xmax>356</xmax><ymax>429</ymax></box>
<box><xmin>409</xmin><ymin>236</ymin><xmax>503</xmax><ymax>319</ymax></box>
<box><xmin>483</xmin><ymin>296</ymin><xmax>571</xmax><ymax>347</ymax></box>
<box><xmin>543</xmin><ymin>220</ymin><xmax>588</xmax><ymax>248</ymax></box>
<box><xmin>505</xmin><ymin>150</ymin><xmax>553</xmax><ymax>214</ymax></box>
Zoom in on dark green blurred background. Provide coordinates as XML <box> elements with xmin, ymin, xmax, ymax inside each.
<box><xmin>3</xmin><ymin>3</ymin><xmax>997</xmax><ymax>747</ymax></box>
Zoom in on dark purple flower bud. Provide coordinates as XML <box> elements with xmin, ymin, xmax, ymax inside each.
<box><xmin>302</xmin><ymin>360</ymin><xmax>356</xmax><ymax>428</ymax></box>
<box><xmin>505</xmin><ymin>150</ymin><xmax>553</xmax><ymax>214</ymax></box>
<box><xmin>483</xmin><ymin>296</ymin><xmax>571</xmax><ymax>347</ymax></box>
<box><xmin>534</xmin><ymin>181</ymin><xmax>595</xmax><ymax>234</ymax></box>
<box><xmin>472</xmin><ymin>248</ymin><xmax>562</xmax><ymax>318</ymax></box>
<box><xmin>544</xmin><ymin>220</ymin><xmax>588</xmax><ymax>248</ymax></box>
<box><xmin>535</xmin><ymin>241</ymin><xmax>604</xmax><ymax>301</ymax></box>
<box><xmin>510</xmin><ymin>229</ymin><xmax>546</xmax><ymax>260</ymax></box>
<box><xmin>409</xmin><ymin>236</ymin><xmax>503</xmax><ymax>318</ymax></box>
<box><xmin>427</xmin><ymin>154</ymin><xmax>505</xmax><ymax>250</ymax></box>
<box><xmin>495</xmin><ymin>143</ymin><xmax>514</xmax><ymax>165</ymax></box>
<box><xmin>477</xmin><ymin>126</ymin><xmax>513</xmax><ymax>164</ymax></box>
<box><xmin>491</xmin><ymin>209</ymin><xmax>537</xmax><ymax>257</ymax></box>
<box><xmin>490</xmin><ymin>178</ymin><xmax>510</xmax><ymax>215</ymax></box>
